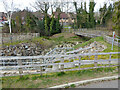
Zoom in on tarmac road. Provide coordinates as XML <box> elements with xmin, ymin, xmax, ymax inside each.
<box><xmin>78</xmin><ymin>79</ymin><xmax>119</xmax><ymax>88</ymax></box>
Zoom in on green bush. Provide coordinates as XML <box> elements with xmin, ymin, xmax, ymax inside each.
<box><xmin>57</xmin><ymin>72</ymin><xmax>65</xmax><ymax>76</ymax></box>
<box><xmin>32</xmin><ymin>76</ymin><xmax>38</xmax><ymax>80</ymax></box>
<box><xmin>70</xmin><ymin>84</ymin><xmax>76</xmax><ymax>88</ymax></box>
<box><xmin>17</xmin><ymin>76</ymin><xmax>29</xmax><ymax>81</ymax></box>
<box><xmin>65</xmin><ymin>85</ymin><xmax>70</xmax><ymax>88</ymax></box>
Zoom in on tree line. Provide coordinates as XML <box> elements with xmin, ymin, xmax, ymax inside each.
<box><xmin>2</xmin><ymin>0</ymin><xmax>120</xmax><ymax>35</ymax></box>
<box><xmin>73</xmin><ymin>1</ymin><xmax>120</xmax><ymax>31</ymax></box>
<box><xmin>2</xmin><ymin>1</ymin><xmax>63</xmax><ymax>36</ymax></box>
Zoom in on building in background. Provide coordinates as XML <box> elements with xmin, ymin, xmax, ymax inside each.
<box><xmin>0</xmin><ymin>12</ymin><xmax>7</xmax><ymax>26</ymax></box>
<box><xmin>53</xmin><ymin>12</ymin><xmax>76</xmax><ymax>26</ymax></box>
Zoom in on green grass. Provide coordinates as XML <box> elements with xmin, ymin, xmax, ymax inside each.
<box><xmin>1</xmin><ymin>33</ymin><xmax>90</xmax><ymax>48</ymax></box>
<box><xmin>74</xmin><ymin>36</ymin><xmax>103</xmax><ymax>49</ymax></box>
<box><xmin>49</xmin><ymin>33</ymin><xmax>90</xmax><ymax>45</ymax></box>
<box><xmin>1</xmin><ymin>33</ymin><xmax>119</xmax><ymax>88</ymax></box>
<box><xmin>2</xmin><ymin>66</ymin><xmax>118</xmax><ymax>88</ymax></box>
<box><xmin>0</xmin><ymin>27</ymin><xmax>2</xmax><ymax>30</ymax></box>
<box><xmin>74</xmin><ymin>36</ymin><xmax>119</xmax><ymax>52</ymax></box>
<box><xmin>1</xmin><ymin>36</ymin><xmax>54</xmax><ymax>49</ymax></box>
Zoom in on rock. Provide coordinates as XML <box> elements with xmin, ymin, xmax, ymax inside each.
<box><xmin>64</xmin><ymin>63</ymin><xmax>75</xmax><ymax>68</ymax></box>
<box><xmin>45</xmin><ymin>68</ymin><xmax>52</xmax><ymax>72</ymax></box>
<box><xmin>25</xmin><ymin>46</ymin><xmax>28</xmax><ymax>49</ymax></box>
<box><xmin>17</xmin><ymin>53</ymin><xmax>22</xmax><ymax>56</ymax></box>
<box><xmin>52</xmin><ymin>65</ymin><xmax>59</xmax><ymax>71</ymax></box>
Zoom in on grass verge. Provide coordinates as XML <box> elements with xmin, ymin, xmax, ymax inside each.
<box><xmin>2</xmin><ymin>66</ymin><xmax>118</xmax><ymax>88</ymax></box>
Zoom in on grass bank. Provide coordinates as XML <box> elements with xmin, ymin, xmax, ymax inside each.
<box><xmin>2</xmin><ymin>66</ymin><xmax>118</xmax><ymax>88</ymax></box>
<box><xmin>1</xmin><ymin>33</ymin><xmax>90</xmax><ymax>48</ymax></box>
<box><xmin>74</xmin><ymin>36</ymin><xmax>119</xmax><ymax>53</ymax></box>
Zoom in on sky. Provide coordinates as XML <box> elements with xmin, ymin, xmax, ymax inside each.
<box><xmin>0</xmin><ymin>0</ymin><xmax>116</xmax><ymax>14</ymax></box>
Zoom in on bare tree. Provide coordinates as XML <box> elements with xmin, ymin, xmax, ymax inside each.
<box><xmin>2</xmin><ymin>0</ymin><xmax>15</xmax><ymax>34</ymax></box>
<box><xmin>2</xmin><ymin>0</ymin><xmax>16</xmax><ymax>43</ymax></box>
<box><xmin>34</xmin><ymin>1</ymin><xmax>50</xmax><ymax>35</ymax></box>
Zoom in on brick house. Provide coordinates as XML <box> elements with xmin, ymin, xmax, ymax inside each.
<box><xmin>53</xmin><ymin>12</ymin><xmax>76</xmax><ymax>26</ymax></box>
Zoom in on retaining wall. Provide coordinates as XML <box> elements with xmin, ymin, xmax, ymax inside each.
<box><xmin>0</xmin><ymin>33</ymin><xmax>39</xmax><ymax>45</ymax></box>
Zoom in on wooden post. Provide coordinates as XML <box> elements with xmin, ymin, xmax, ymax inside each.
<box><xmin>109</xmin><ymin>54</ymin><xmax>111</xmax><ymax>66</ymax></box>
<box><xmin>18</xmin><ymin>59</ymin><xmax>23</xmax><ymax>78</ymax></box>
<box><xmin>39</xmin><ymin>58</ymin><xmax>43</xmax><ymax>76</ymax></box>
<box><xmin>94</xmin><ymin>55</ymin><xmax>98</xmax><ymax>67</ymax></box>
<box><xmin>79</xmin><ymin>56</ymin><xmax>81</xmax><ymax>70</ymax></box>
<box><xmin>60</xmin><ymin>57</ymin><xmax>64</xmax><ymax>71</ymax></box>
<box><xmin>94</xmin><ymin>43</ymin><xmax>98</xmax><ymax>68</ymax></box>
<box><xmin>89</xmin><ymin>55</ymin><xmax>90</xmax><ymax>60</ymax></box>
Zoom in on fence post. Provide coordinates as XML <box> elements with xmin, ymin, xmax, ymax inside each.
<box><xmin>39</xmin><ymin>58</ymin><xmax>43</xmax><ymax>76</ymax></box>
<box><xmin>109</xmin><ymin>54</ymin><xmax>111</xmax><ymax>66</ymax></box>
<box><xmin>79</xmin><ymin>56</ymin><xmax>81</xmax><ymax>70</ymax></box>
<box><xmin>94</xmin><ymin>55</ymin><xmax>98</xmax><ymax>68</ymax></box>
<box><xmin>18</xmin><ymin>59</ymin><xmax>23</xmax><ymax>78</ymax></box>
<box><xmin>60</xmin><ymin>57</ymin><xmax>64</xmax><ymax>71</ymax></box>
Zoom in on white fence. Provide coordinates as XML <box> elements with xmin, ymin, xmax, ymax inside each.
<box><xmin>0</xmin><ymin>52</ymin><xmax>119</xmax><ymax>77</ymax></box>
<box><xmin>103</xmin><ymin>35</ymin><xmax>120</xmax><ymax>47</ymax></box>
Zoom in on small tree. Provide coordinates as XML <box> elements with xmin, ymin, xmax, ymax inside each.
<box><xmin>25</xmin><ymin>12</ymin><xmax>37</xmax><ymax>33</ymax></box>
<box><xmin>50</xmin><ymin>5</ymin><xmax>54</xmax><ymax>35</ymax></box>
<box><xmin>89</xmin><ymin>1</ymin><xmax>96</xmax><ymax>28</ymax></box>
<box><xmin>35</xmin><ymin>1</ymin><xmax>49</xmax><ymax>36</ymax></box>
<box><xmin>113</xmin><ymin>1</ymin><xmax>120</xmax><ymax>32</ymax></box>
<box><xmin>2</xmin><ymin>0</ymin><xmax>15</xmax><ymax>43</ymax></box>
<box><xmin>3</xmin><ymin>0</ymin><xmax>15</xmax><ymax>33</ymax></box>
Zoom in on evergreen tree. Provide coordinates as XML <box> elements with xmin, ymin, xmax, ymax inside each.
<box><xmin>25</xmin><ymin>12</ymin><xmax>37</xmax><ymax>33</ymax></box>
<box><xmin>89</xmin><ymin>1</ymin><xmax>95</xmax><ymax>28</ymax></box>
<box><xmin>56</xmin><ymin>12</ymin><xmax>61</xmax><ymax>33</ymax></box>
<box><xmin>73</xmin><ymin>2</ymin><xmax>79</xmax><ymax>28</ymax></box>
<box><xmin>113</xmin><ymin>1</ymin><xmax>120</xmax><ymax>31</ymax></box>
<box><xmin>99</xmin><ymin>3</ymin><xmax>114</xmax><ymax>27</ymax></box>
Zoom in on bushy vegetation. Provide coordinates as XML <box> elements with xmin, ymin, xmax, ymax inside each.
<box><xmin>72</xmin><ymin>1</ymin><xmax>116</xmax><ymax>30</ymax></box>
<box><xmin>2</xmin><ymin>9</ymin><xmax>62</xmax><ymax>37</ymax></box>
<box><xmin>37</xmin><ymin>16</ymin><xmax>62</xmax><ymax>36</ymax></box>
<box><xmin>113</xmin><ymin>1</ymin><xmax>120</xmax><ymax>31</ymax></box>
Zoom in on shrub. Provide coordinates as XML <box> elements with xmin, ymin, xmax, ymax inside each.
<box><xmin>70</xmin><ymin>84</ymin><xmax>76</xmax><ymax>88</ymax></box>
<box><xmin>17</xmin><ymin>76</ymin><xmax>29</xmax><ymax>81</ymax></box>
<box><xmin>57</xmin><ymin>72</ymin><xmax>65</xmax><ymax>76</ymax></box>
<box><xmin>32</xmin><ymin>76</ymin><xmax>38</xmax><ymax>80</ymax></box>
<box><xmin>64</xmin><ymin>85</ymin><xmax>70</xmax><ymax>88</ymax></box>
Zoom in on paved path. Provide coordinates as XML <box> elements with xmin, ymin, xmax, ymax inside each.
<box><xmin>78</xmin><ymin>79</ymin><xmax>119</xmax><ymax>88</ymax></box>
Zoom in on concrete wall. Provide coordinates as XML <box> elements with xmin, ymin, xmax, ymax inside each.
<box><xmin>0</xmin><ymin>33</ymin><xmax>39</xmax><ymax>45</ymax></box>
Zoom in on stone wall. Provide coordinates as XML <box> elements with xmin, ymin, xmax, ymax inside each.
<box><xmin>0</xmin><ymin>33</ymin><xmax>39</xmax><ymax>45</ymax></box>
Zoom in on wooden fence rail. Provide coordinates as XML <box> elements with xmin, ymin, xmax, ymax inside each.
<box><xmin>0</xmin><ymin>52</ymin><xmax>119</xmax><ymax>77</ymax></box>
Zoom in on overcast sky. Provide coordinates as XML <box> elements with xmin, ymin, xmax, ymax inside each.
<box><xmin>0</xmin><ymin>0</ymin><xmax>116</xmax><ymax>14</ymax></box>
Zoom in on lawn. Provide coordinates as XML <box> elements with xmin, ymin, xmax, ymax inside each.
<box><xmin>1</xmin><ymin>66</ymin><xmax>118</xmax><ymax>88</ymax></box>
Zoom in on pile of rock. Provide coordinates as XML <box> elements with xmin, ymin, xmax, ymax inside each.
<box><xmin>55</xmin><ymin>41</ymin><xmax>81</xmax><ymax>48</ymax></box>
<box><xmin>0</xmin><ymin>41</ymin><xmax>81</xmax><ymax>56</ymax></box>
<box><xmin>80</xmin><ymin>41</ymin><xmax>107</xmax><ymax>53</ymax></box>
<box><xmin>0</xmin><ymin>43</ymin><xmax>42</xmax><ymax>56</ymax></box>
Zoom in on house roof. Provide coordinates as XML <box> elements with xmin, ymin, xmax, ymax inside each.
<box><xmin>53</xmin><ymin>12</ymin><xmax>68</xmax><ymax>19</ymax></box>
<box><xmin>32</xmin><ymin>11</ymin><xmax>44</xmax><ymax>20</ymax></box>
<box><xmin>67</xmin><ymin>12</ymin><xmax>76</xmax><ymax>19</ymax></box>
